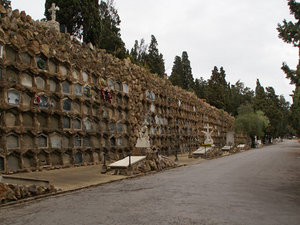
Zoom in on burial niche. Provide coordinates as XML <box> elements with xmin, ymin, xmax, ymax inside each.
<box><xmin>5</xmin><ymin>112</ymin><xmax>17</xmax><ymax>126</ymax></box>
<box><xmin>62</xmin><ymin>98</ymin><xmax>71</xmax><ymax>111</ymax></box>
<box><xmin>23</xmin><ymin>151</ymin><xmax>35</xmax><ymax>168</ymax></box>
<box><xmin>73</xmin><ymin>118</ymin><xmax>81</xmax><ymax>130</ymax></box>
<box><xmin>5</xmin><ymin>46</ymin><xmax>17</xmax><ymax>62</ymax></box>
<box><xmin>7</xmin><ymin>154</ymin><xmax>20</xmax><ymax>171</ymax></box>
<box><xmin>6</xmin><ymin>134</ymin><xmax>19</xmax><ymax>149</ymax></box>
<box><xmin>22</xmin><ymin>134</ymin><xmax>34</xmax><ymax>149</ymax></box>
<box><xmin>20</xmin><ymin>52</ymin><xmax>31</xmax><ymax>66</ymax></box>
<box><xmin>74</xmin><ymin>83</ymin><xmax>82</xmax><ymax>96</ymax></box>
<box><xmin>50</xmin><ymin>151</ymin><xmax>61</xmax><ymax>166</ymax></box>
<box><xmin>6</xmin><ymin>68</ymin><xmax>18</xmax><ymax>83</ymax></box>
<box><xmin>20</xmin><ymin>73</ymin><xmax>33</xmax><ymax>87</ymax></box>
<box><xmin>82</xmin><ymin>71</ymin><xmax>89</xmax><ymax>82</ymax></box>
<box><xmin>63</xmin><ymin>116</ymin><xmax>71</xmax><ymax>129</ymax></box>
<box><xmin>74</xmin><ymin>151</ymin><xmax>83</xmax><ymax>164</ymax></box>
<box><xmin>22</xmin><ymin>113</ymin><xmax>33</xmax><ymax>127</ymax></box>
<box><xmin>50</xmin><ymin>134</ymin><xmax>62</xmax><ymax>148</ymax></box>
<box><xmin>37</xmin><ymin>152</ymin><xmax>48</xmax><ymax>166</ymax></box>
<box><xmin>59</xmin><ymin>64</ymin><xmax>68</xmax><ymax>76</ymax></box>
<box><xmin>61</xmin><ymin>81</ymin><xmax>70</xmax><ymax>94</ymax></box>
<box><xmin>7</xmin><ymin>89</ymin><xmax>20</xmax><ymax>105</ymax></box>
<box><xmin>74</xmin><ymin>135</ymin><xmax>82</xmax><ymax>147</ymax></box>
<box><xmin>35</xmin><ymin>76</ymin><xmax>46</xmax><ymax>90</ymax></box>
<box><xmin>37</xmin><ymin>134</ymin><xmax>48</xmax><ymax>148</ymax></box>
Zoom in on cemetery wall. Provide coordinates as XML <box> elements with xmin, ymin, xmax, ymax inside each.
<box><xmin>0</xmin><ymin>8</ymin><xmax>238</xmax><ymax>173</ymax></box>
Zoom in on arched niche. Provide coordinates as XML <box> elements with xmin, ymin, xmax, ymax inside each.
<box><xmin>22</xmin><ymin>113</ymin><xmax>33</xmax><ymax>127</ymax></box>
<box><xmin>21</xmin><ymin>93</ymin><xmax>31</xmax><ymax>108</ymax></box>
<box><xmin>62</xmin><ymin>136</ymin><xmax>70</xmax><ymax>148</ymax></box>
<box><xmin>82</xmin><ymin>71</ymin><xmax>89</xmax><ymax>82</ymax></box>
<box><xmin>73</xmin><ymin>135</ymin><xmax>82</xmax><ymax>148</ymax></box>
<box><xmin>83</xmin><ymin>118</ymin><xmax>92</xmax><ymax>131</ymax></box>
<box><xmin>5</xmin><ymin>111</ymin><xmax>17</xmax><ymax>127</ymax></box>
<box><xmin>7</xmin><ymin>89</ymin><xmax>20</xmax><ymax>105</ymax></box>
<box><xmin>108</xmin><ymin>78</ymin><xmax>114</xmax><ymax>90</ymax></box>
<box><xmin>61</xmin><ymin>81</ymin><xmax>70</xmax><ymax>94</ymax></box>
<box><xmin>7</xmin><ymin>154</ymin><xmax>20</xmax><ymax>171</ymax></box>
<box><xmin>49</xmin><ymin>115</ymin><xmax>59</xmax><ymax>129</ymax></box>
<box><xmin>50</xmin><ymin>133</ymin><xmax>62</xmax><ymax>148</ymax></box>
<box><xmin>48</xmin><ymin>59</ymin><xmax>57</xmax><ymax>73</ymax></box>
<box><xmin>20</xmin><ymin>52</ymin><xmax>31</xmax><ymax>66</ymax></box>
<box><xmin>36</xmin><ymin>54</ymin><xmax>47</xmax><ymax>70</ymax></box>
<box><xmin>50</xmin><ymin>151</ymin><xmax>62</xmax><ymax>166</ymax></box>
<box><xmin>5</xmin><ymin>46</ymin><xmax>17</xmax><ymax>62</ymax></box>
<box><xmin>6</xmin><ymin>68</ymin><xmax>18</xmax><ymax>83</ymax></box>
<box><xmin>59</xmin><ymin>64</ymin><xmax>68</xmax><ymax>76</ymax></box>
<box><xmin>6</xmin><ymin>133</ymin><xmax>19</xmax><ymax>149</ymax></box>
<box><xmin>73</xmin><ymin>118</ymin><xmax>81</xmax><ymax>130</ymax></box>
<box><xmin>62</xmin><ymin>98</ymin><xmax>71</xmax><ymax>111</ymax></box>
<box><xmin>92</xmin><ymin>151</ymin><xmax>100</xmax><ymax>163</ymax></box>
<box><xmin>90</xmin><ymin>136</ymin><xmax>100</xmax><ymax>148</ymax></box>
<box><xmin>20</xmin><ymin>72</ymin><xmax>33</xmax><ymax>87</ymax></box>
<box><xmin>49</xmin><ymin>79</ymin><xmax>58</xmax><ymax>92</ymax></box>
<box><xmin>115</xmin><ymin>82</ymin><xmax>122</xmax><ymax>91</ymax></box>
<box><xmin>73</xmin><ymin>101</ymin><xmax>81</xmax><ymax>114</ymax></box>
<box><xmin>23</xmin><ymin>151</ymin><xmax>35</xmax><ymax>168</ymax></box>
<box><xmin>62</xmin><ymin>151</ymin><xmax>72</xmax><ymax>165</ymax></box>
<box><xmin>74</xmin><ymin>151</ymin><xmax>83</xmax><ymax>164</ymax></box>
<box><xmin>37</xmin><ymin>134</ymin><xmax>48</xmax><ymax>148</ymax></box>
<box><xmin>83</xmin><ymin>151</ymin><xmax>93</xmax><ymax>163</ymax></box>
<box><xmin>22</xmin><ymin>134</ymin><xmax>34</xmax><ymax>149</ymax></box>
<box><xmin>37</xmin><ymin>113</ymin><xmax>48</xmax><ymax>129</ymax></box>
<box><xmin>123</xmin><ymin>83</ymin><xmax>129</xmax><ymax>93</ymax></box>
<box><xmin>37</xmin><ymin>152</ymin><xmax>48</xmax><ymax>166</ymax></box>
<box><xmin>83</xmin><ymin>136</ymin><xmax>90</xmax><ymax>147</ymax></box>
<box><xmin>72</xmin><ymin>69</ymin><xmax>80</xmax><ymax>80</ymax></box>
<box><xmin>63</xmin><ymin>116</ymin><xmax>71</xmax><ymax>129</ymax></box>
<box><xmin>74</xmin><ymin>83</ymin><xmax>82</xmax><ymax>96</ymax></box>
<box><xmin>35</xmin><ymin>76</ymin><xmax>46</xmax><ymax>90</ymax></box>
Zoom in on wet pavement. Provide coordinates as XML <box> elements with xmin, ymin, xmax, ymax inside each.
<box><xmin>1</xmin><ymin>140</ymin><xmax>300</xmax><ymax>225</ymax></box>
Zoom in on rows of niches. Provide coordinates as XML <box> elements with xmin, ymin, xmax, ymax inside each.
<box><xmin>0</xmin><ymin>8</ymin><xmax>235</xmax><ymax>173</ymax></box>
<box><xmin>0</xmin><ymin>43</ymin><xmax>131</xmax><ymax>172</ymax></box>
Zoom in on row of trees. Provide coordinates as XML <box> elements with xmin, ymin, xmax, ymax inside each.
<box><xmin>41</xmin><ymin>1</ymin><xmax>296</xmax><ymax>139</ymax></box>
<box><xmin>45</xmin><ymin>0</ymin><xmax>126</xmax><ymax>59</ymax></box>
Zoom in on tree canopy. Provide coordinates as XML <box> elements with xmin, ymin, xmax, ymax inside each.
<box><xmin>235</xmin><ymin>104</ymin><xmax>269</xmax><ymax>147</ymax></box>
<box><xmin>44</xmin><ymin>0</ymin><xmax>126</xmax><ymax>58</ymax></box>
<box><xmin>277</xmin><ymin>0</ymin><xmax>300</xmax><ymax>136</ymax></box>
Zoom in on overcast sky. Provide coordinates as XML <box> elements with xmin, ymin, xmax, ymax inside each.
<box><xmin>11</xmin><ymin>0</ymin><xmax>298</xmax><ymax>103</ymax></box>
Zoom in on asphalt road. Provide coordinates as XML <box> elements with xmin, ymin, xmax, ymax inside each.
<box><xmin>1</xmin><ymin>140</ymin><xmax>300</xmax><ymax>225</ymax></box>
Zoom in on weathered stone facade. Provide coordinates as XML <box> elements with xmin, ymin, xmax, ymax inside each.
<box><xmin>0</xmin><ymin>8</ymin><xmax>244</xmax><ymax>173</ymax></box>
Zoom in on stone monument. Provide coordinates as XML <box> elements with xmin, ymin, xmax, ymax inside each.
<box><xmin>135</xmin><ymin>123</ymin><xmax>151</xmax><ymax>148</ymax></box>
<box><xmin>202</xmin><ymin>123</ymin><xmax>214</xmax><ymax>145</ymax></box>
<box><xmin>47</xmin><ymin>3</ymin><xmax>60</xmax><ymax>31</ymax></box>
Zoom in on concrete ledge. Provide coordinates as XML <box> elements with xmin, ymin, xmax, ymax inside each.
<box><xmin>0</xmin><ymin>175</ymin><xmax>50</xmax><ymax>187</ymax></box>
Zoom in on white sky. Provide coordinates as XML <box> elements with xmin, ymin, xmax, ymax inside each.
<box><xmin>11</xmin><ymin>0</ymin><xmax>298</xmax><ymax>103</ymax></box>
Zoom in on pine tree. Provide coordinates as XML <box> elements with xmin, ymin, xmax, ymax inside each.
<box><xmin>277</xmin><ymin>0</ymin><xmax>300</xmax><ymax>136</ymax></box>
<box><xmin>146</xmin><ymin>35</ymin><xmax>165</xmax><ymax>78</ymax></box>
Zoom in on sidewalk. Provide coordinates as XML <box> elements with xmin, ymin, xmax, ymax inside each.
<box><xmin>4</xmin><ymin>153</ymin><xmax>204</xmax><ymax>192</ymax></box>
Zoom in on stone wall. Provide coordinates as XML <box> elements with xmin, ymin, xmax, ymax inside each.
<box><xmin>0</xmin><ymin>8</ymin><xmax>237</xmax><ymax>173</ymax></box>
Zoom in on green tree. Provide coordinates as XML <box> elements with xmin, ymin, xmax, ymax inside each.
<box><xmin>129</xmin><ymin>39</ymin><xmax>147</xmax><ymax>66</ymax></box>
<box><xmin>181</xmin><ymin>51</ymin><xmax>194</xmax><ymax>91</ymax></box>
<box><xmin>45</xmin><ymin>0</ymin><xmax>126</xmax><ymax>59</ymax></box>
<box><xmin>277</xmin><ymin>0</ymin><xmax>300</xmax><ymax>136</ymax></box>
<box><xmin>146</xmin><ymin>35</ymin><xmax>165</xmax><ymax>77</ymax></box>
<box><xmin>235</xmin><ymin>104</ymin><xmax>269</xmax><ymax>147</ymax></box>
<box><xmin>169</xmin><ymin>56</ymin><xmax>184</xmax><ymax>87</ymax></box>
<box><xmin>207</xmin><ymin>66</ymin><xmax>229</xmax><ymax>110</ymax></box>
<box><xmin>228</xmin><ymin>80</ymin><xmax>254</xmax><ymax>116</ymax></box>
<box><xmin>194</xmin><ymin>77</ymin><xmax>208</xmax><ymax>100</ymax></box>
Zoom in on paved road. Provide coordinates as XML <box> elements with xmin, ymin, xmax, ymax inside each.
<box><xmin>1</xmin><ymin>140</ymin><xmax>300</xmax><ymax>225</ymax></box>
